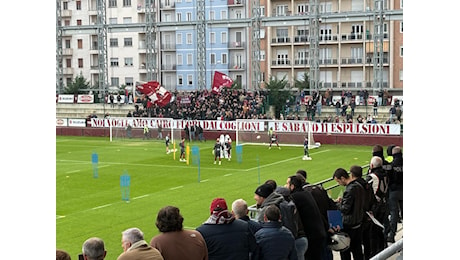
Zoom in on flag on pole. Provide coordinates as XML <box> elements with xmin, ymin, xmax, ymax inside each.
<box><xmin>212</xmin><ymin>71</ymin><xmax>233</xmax><ymax>94</ymax></box>
<box><xmin>135</xmin><ymin>81</ymin><xmax>174</xmax><ymax>107</ymax></box>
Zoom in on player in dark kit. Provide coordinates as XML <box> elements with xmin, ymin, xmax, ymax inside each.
<box><xmin>213</xmin><ymin>138</ymin><xmax>222</xmax><ymax>165</ymax></box>
<box><xmin>165</xmin><ymin>134</ymin><xmax>171</xmax><ymax>154</ymax></box>
<box><xmin>269</xmin><ymin>131</ymin><xmax>281</xmax><ymax>150</ymax></box>
<box><xmin>303</xmin><ymin>136</ymin><xmax>312</xmax><ymax>160</ymax></box>
<box><xmin>179</xmin><ymin>137</ymin><xmax>186</xmax><ymax>162</ymax></box>
<box><xmin>225</xmin><ymin>139</ymin><xmax>232</xmax><ymax>161</ymax></box>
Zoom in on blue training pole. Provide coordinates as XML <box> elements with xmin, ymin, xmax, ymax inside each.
<box><xmin>91</xmin><ymin>152</ymin><xmax>99</xmax><ymax>178</ymax></box>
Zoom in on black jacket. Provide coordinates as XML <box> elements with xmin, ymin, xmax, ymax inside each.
<box><xmin>339</xmin><ymin>179</ymin><xmax>365</xmax><ymax>228</ymax></box>
<box><xmin>389</xmin><ymin>152</ymin><xmax>403</xmax><ymax>191</ymax></box>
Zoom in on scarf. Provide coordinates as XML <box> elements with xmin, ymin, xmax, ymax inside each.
<box><xmin>204</xmin><ymin>209</ymin><xmax>235</xmax><ymax>224</ymax></box>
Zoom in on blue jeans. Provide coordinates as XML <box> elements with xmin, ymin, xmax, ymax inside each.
<box><xmin>295</xmin><ymin>237</ymin><xmax>308</xmax><ymax>260</ymax></box>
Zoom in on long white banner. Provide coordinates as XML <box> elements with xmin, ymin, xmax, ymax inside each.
<box><xmin>89</xmin><ymin>118</ymin><xmax>401</xmax><ymax>135</ymax></box>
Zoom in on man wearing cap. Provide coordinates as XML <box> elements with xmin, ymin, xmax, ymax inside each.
<box><xmin>196</xmin><ymin>198</ymin><xmax>256</xmax><ymax>260</ymax></box>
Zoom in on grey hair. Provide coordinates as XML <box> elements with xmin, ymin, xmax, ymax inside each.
<box><xmin>370</xmin><ymin>156</ymin><xmax>383</xmax><ymax>168</ymax></box>
<box><xmin>231</xmin><ymin>199</ymin><xmax>248</xmax><ymax>218</ymax></box>
<box><xmin>122</xmin><ymin>227</ymin><xmax>144</xmax><ymax>244</ymax></box>
<box><xmin>82</xmin><ymin>237</ymin><xmax>105</xmax><ymax>260</ymax></box>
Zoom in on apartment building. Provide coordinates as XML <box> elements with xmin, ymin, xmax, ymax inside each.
<box><xmin>56</xmin><ymin>0</ymin><xmax>402</xmax><ymax>93</ymax></box>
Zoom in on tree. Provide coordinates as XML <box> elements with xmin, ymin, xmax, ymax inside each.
<box><xmin>294</xmin><ymin>72</ymin><xmax>310</xmax><ymax>91</ymax></box>
<box><xmin>264</xmin><ymin>76</ymin><xmax>290</xmax><ymax>119</ymax></box>
<box><xmin>64</xmin><ymin>73</ymin><xmax>91</xmax><ymax>94</ymax></box>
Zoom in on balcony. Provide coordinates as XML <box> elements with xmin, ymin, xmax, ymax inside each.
<box><xmin>271</xmin><ymin>59</ymin><xmax>291</xmax><ymax>66</ymax></box>
<box><xmin>161</xmin><ymin>64</ymin><xmax>176</xmax><ymax>71</ymax></box>
<box><xmin>319</xmin><ymin>59</ymin><xmax>338</xmax><ymax>65</ymax></box>
<box><xmin>228</xmin><ymin>0</ymin><xmax>244</xmax><ymax>5</ymax></box>
<box><xmin>160</xmin><ymin>2</ymin><xmax>175</xmax><ymax>9</ymax></box>
<box><xmin>63</xmin><ymin>68</ymin><xmax>74</xmax><ymax>75</ymax></box>
<box><xmin>294</xmin><ymin>59</ymin><xmax>309</xmax><ymax>65</ymax></box>
<box><xmin>229</xmin><ymin>41</ymin><xmax>246</xmax><ymax>49</ymax></box>
<box><xmin>229</xmin><ymin>63</ymin><xmax>246</xmax><ymax>70</ymax></box>
<box><xmin>271</xmin><ymin>37</ymin><xmax>291</xmax><ymax>44</ymax></box>
<box><xmin>161</xmin><ymin>43</ymin><xmax>176</xmax><ymax>50</ymax></box>
<box><xmin>319</xmin><ymin>34</ymin><xmax>338</xmax><ymax>42</ymax></box>
<box><xmin>341</xmin><ymin>57</ymin><xmax>364</xmax><ymax>65</ymax></box>
<box><xmin>63</xmin><ymin>48</ymin><xmax>73</xmax><ymax>56</ymax></box>
<box><xmin>61</xmin><ymin>10</ymin><xmax>72</xmax><ymax>17</ymax></box>
<box><xmin>294</xmin><ymin>35</ymin><xmax>309</xmax><ymax>43</ymax></box>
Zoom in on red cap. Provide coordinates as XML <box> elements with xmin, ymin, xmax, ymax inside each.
<box><xmin>210</xmin><ymin>198</ymin><xmax>227</xmax><ymax>213</ymax></box>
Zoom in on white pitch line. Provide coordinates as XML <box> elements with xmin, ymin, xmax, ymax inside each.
<box><xmin>56</xmin><ymin>215</ymin><xmax>66</xmax><ymax>219</ymax></box>
<box><xmin>132</xmin><ymin>194</ymin><xmax>149</xmax><ymax>200</ymax></box>
<box><xmin>244</xmin><ymin>149</ymin><xmax>331</xmax><ymax>172</ymax></box>
<box><xmin>224</xmin><ymin>174</ymin><xmax>233</xmax><ymax>177</ymax></box>
<box><xmin>92</xmin><ymin>204</ymin><xmax>112</xmax><ymax>210</ymax></box>
<box><xmin>200</xmin><ymin>179</ymin><xmax>209</xmax><ymax>182</ymax></box>
<box><xmin>66</xmin><ymin>170</ymin><xmax>81</xmax><ymax>174</ymax></box>
<box><xmin>169</xmin><ymin>186</ymin><xmax>183</xmax><ymax>190</ymax></box>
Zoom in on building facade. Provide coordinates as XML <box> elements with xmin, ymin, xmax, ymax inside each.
<box><xmin>56</xmin><ymin>0</ymin><xmax>403</xmax><ymax>94</ymax></box>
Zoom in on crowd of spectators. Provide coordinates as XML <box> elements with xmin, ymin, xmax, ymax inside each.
<box><xmin>126</xmin><ymin>89</ymin><xmax>270</xmax><ymax>120</ymax></box>
<box><xmin>98</xmin><ymin>88</ymin><xmax>402</xmax><ymax>124</ymax></box>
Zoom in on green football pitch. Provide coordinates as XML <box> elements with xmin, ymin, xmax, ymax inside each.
<box><xmin>56</xmin><ymin>135</ymin><xmax>376</xmax><ymax>259</ymax></box>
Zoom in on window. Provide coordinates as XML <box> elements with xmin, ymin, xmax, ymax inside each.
<box><xmin>76</xmin><ymin>1</ymin><xmax>81</xmax><ymax>10</ymax></box>
<box><xmin>125</xmin><ymin>77</ymin><xmax>133</xmax><ymax>86</ymax></box>
<box><xmin>400</xmin><ymin>22</ymin><xmax>403</xmax><ymax>33</ymax></box>
<box><xmin>124</xmin><ymin>37</ymin><xmax>132</xmax><ymax>47</ymax></box>
<box><xmin>187</xmin><ymin>54</ymin><xmax>193</xmax><ymax>65</ymax></box>
<box><xmin>235</xmin><ymin>11</ymin><xmax>242</xmax><ymax>19</ymax></box>
<box><xmin>259</xmin><ymin>6</ymin><xmax>265</xmax><ymax>17</ymax></box>
<box><xmin>177</xmin><ymin>13</ymin><xmax>182</xmax><ymax>22</ymax></box>
<box><xmin>399</xmin><ymin>70</ymin><xmax>403</xmax><ymax>81</ymax></box>
<box><xmin>109</xmin><ymin>0</ymin><xmax>117</xmax><ymax>8</ymax></box>
<box><xmin>77</xmin><ymin>39</ymin><xmax>83</xmax><ymax>49</ymax></box>
<box><xmin>221</xmin><ymin>53</ymin><xmax>227</xmax><ymax>64</ymax></box>
<box><xmin>260</xmin><ymin>50</ymin><xmax>266</xmax><ymax>61</ymax></box>
<box><xmin>351</xmin><ymin>47</ymin><xmax>363</xmax><ymax>59</ymax></box>
<box><xmin>221</xmin><ymin>10</ymin><xmax>227</xmax><ymax>19</ymax></box>
<box><xmin>63</xmin><ymin>2</ymin><xmax>68</xmax><ymax>10</ymax></box>
<box><xmin>123</xmin><ymin>0</ymin><xmax>131</xmax><ymax>7</ymax></box>
<box><xmin>111</xmin><ymin>58</ymin><xmax>119</xmax><ymax>67</ymax></box>
<box><xmin>210</xmin><ymin>32</ymin><xmax>216</xmax><ymax>44</ymax></box>
<box><xmin>210</xmin><ymin>10</ymin><xmax>215</xmax><ymax>20</ymax></box>
<box><xmin>186</xmin><ymin>33</ymin><xmax>192</xmax><ymax>44</ymax></box>
<box><xmin>177</xmin><ymin>33</ymin><xmax>183</xmax><ymax>44</ymax></box>
<box><xmin>77</xmin><ymin>19</ymin><xmax>82</xmax><ymax>26</ymax></box>
<box><xmin>297</xmin><ymin>3</ymin><xmax>309</xmax><ymax>14</ymax></box>
<box><xmin>178</xmin><ymin>75</ymin><xmax>183</xmax><ymax>86</ymax></box>
<box><xmin>210</xmin><ymin>53</ymin><xmax>216</xmax><ymax>64</ymax></box>
<box><xmin>65</xmin><ymin>39</ymin><xmax>71</xmax><ymax>48</ymax></box>
<box><xmin>110</xmin><ymin>38</ymin><xmax>118</xmax><ymax>47</ymax></box>
<box><xmin>186</xmin><ymin>12</ymin><xmax>192</xmax><ymax>21</ymax></box>
<box><xmin>221</xmin><ymin>32</ymin><xmax>227</xmax><ymax>44</ymax></box>
<box><xmin>123</xmin><ymin>17</ymin><xmax>132</xmax><ymax>23</ymax></box>
<box><xmin>111</xmin><ymin>77</ymin><xmax>119</xmax><ymax>86</ymax></box>
<box><xmin>66</xmin><ymin>58</ymin><xmax>71</xmax><ymax>67</ymax></box>
<box><xmin>177</xmin><ymin>54</ymin><xmax>183</xmax><ymax>65</ymax></box>
<box><xmin>276</xmin><ymin>5</ymin><xmax>288</xmax><ymax>16</ymax></box>
<box><xmin>64</xmin><ymin>20</ymin><xmax>70</xmax><ymax>26</ymax></box>
<box><xmin>109</xmin><ymin>18</ymin><xmax>117</xmax><ymax>24</ymax></box>
<box><xmin>124</xmin><ymin>57</ymin><xmax>133</xmax><ymax>66</ymax></box>
<box><xmin>78</xmin><ymin>58</ymin><xmax>83</xmax><ymax>68</ymax></box>
<box><xmin>187</xmin><ymin>75</ymin><xmax>193</xmax><ymax>85</ymax></box>
<box><xmin>400</xmin><ymin>46</ymin><xmax>403</xmax><ymax>57</ymax></box>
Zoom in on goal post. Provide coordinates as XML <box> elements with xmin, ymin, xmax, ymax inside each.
<box><xmin>109</xmin><ymin>117</ymin><xmax>178</xmax><ymax>143</ymax></box>
<box><xmin>235</xmin><ymin>119</ymin><xmax>320</xmax><ymax>149</ymax></box>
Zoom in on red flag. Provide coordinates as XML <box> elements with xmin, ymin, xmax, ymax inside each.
<box><xmin>136</xmin><ymin>81</ymin><xmax>173</xmax><ymax>107</ymax></box>
<box><xmin>212</xmin><ymin>71</ymin><xmax>233</xmax><ymax>94</ymax></box>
